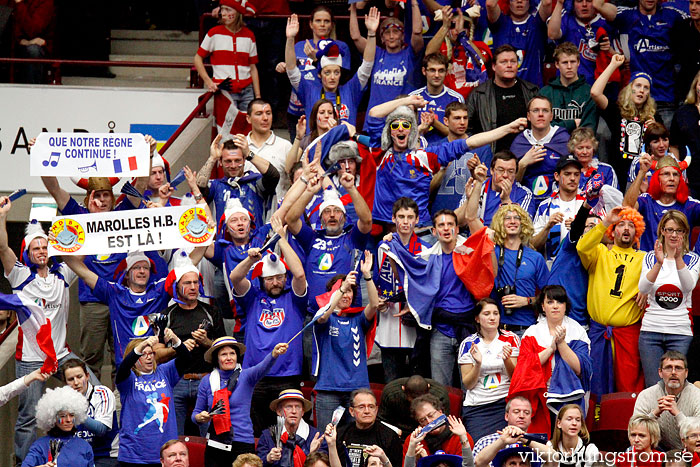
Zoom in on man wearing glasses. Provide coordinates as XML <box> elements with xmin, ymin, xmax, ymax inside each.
<box><xmin>633</xmin><ymin>351</ymin><xmax>700</xmax><ymax>450</ymax></box>
<box><xmin>337</xmin><ymin>388</ymin><xmax>403</xmax><ymax>467</ymax></box>
<box><xmin>402</xmin><ymin>394</ymin><xmax>473</xmax><ymax>457</ymax></box>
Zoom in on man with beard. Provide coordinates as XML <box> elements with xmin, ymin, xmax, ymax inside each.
<box><xmin>403</xmin><ymin>394</ymin><xmax>474</xmax><ymax>457</ymax></box>
<box><xmin>577</xmin><ymin>205</ymin><xmax>646</xmax><ymax>394</ymax></box>
<box><xmin>230</xmin><ymin>216</ymin><xmax>307</xmax><ymax>434</ymax></box>
<box><xmin>633</xmin><ymin>351</ymin><xmax>700</xmax><ymax>450</ymax></box>
<box><xmin>285</xmin><ymin>170</ymin><xmax>372</xmax><ymax>314</ymax></box>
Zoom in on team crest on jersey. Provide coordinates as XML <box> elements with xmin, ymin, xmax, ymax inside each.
<box><xmin>132</xmin><ymin>315</ymin><xmax>150</xmax><ymax>336</ymax></box>
<box><xmin>515</xmin><ymin>49</ymin><xmax>525</xmax><ymax>69</ymax></box>
<box><xmin>317</xmin><ymin>253</ymin><xmax>334</xmax><ymax>271</ymax></box>
<box><xmin>259</xmin><ymin>308</ymin><xmax>285</xmax><ymax>328</ymax></box>
<box><xmin>49</xmin><ymin>218</ymin><xmax>86</xmax><ymax>253</ymax></box>
<box><xmin>482</xmin><ymin>373</ymin><xmax>502</xmax><ymax>389</ymax></box>
<box><xmin>532</xmin><ymin>175</ymin><xmax>550</xmax><ymax>196</ymax></box>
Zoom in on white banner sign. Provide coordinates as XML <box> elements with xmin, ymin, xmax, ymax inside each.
<box><xmin>48</xmin><ymin>205</ymin><xmax>214</xmax><ymax>256</ymax></box>
<box><xmin>31</xmin><ymin>133</ymin><xmax>150</xmax><ymax>177</ymax></box>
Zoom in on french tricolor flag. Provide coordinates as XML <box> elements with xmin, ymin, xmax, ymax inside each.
<box><xmin>113</xmin><ymin>156</ymin><xmax>138</xmax><ymax>174</ymax></box>
<box><xmin>0</xmin><ymin>292</ymin><xmax>57</xmax><ymax>373</ymax></box>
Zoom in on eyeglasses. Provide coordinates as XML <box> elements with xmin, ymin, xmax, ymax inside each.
<box><xmin>141</xmin><ymin>351</ymin><xmax>155</xmax><ymax>358</ymax></box>
<box><xmin>663</xmin><ymin>228</ymin><xmax>686</xmax><ymax>236</ymax></box>
<box><xmin>353</xmin><ymin>404</ymin><xmax>377</xmax><ymax>411</ymax></box>
<box><xmin>504</xmin><ymin>215</ymin><xmax>522</xmax><ymax>222</ymax></box>
<box><xmin>494</xmin><ymin>168</ymin><xmax>517</xmax><ymax>176</ymax></box>
<box><xmin>685</xmin><ymin>433</ymin><xmax>700</xmax><ymax>440</ymax></box>
<box><xmin>417</xmin><ymin>410</ymin><xmax>439</xmax><ymax>425</ymax></box>
<box><xmin>661</xmin><ymin>365</ymin><xmax>686</xmax><ymax>373</ymax></box>
<box><xmin>390</xmin><ymin>121</ymin><xmax>411</xmax><ymax>130</ymax></box>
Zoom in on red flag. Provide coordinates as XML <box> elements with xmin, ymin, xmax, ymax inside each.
<box><xmin>452</xmin><ymin>226</ymin><xmax>495</xmax><ymax>300</ymax></box>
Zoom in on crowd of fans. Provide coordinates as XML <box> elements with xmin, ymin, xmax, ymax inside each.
<box><xmin>3</xmin><ymin>0</ymin><xmax>700</xmax><ymax>466</ymax></box>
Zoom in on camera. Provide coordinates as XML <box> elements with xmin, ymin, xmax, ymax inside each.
<box><xmin>496</xmin><ymin>285</ymin><xmax>515</xmax><ymax>298</ymax></box>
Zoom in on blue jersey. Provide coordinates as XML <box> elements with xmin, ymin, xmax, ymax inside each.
<box><xmin>409</xmin><ymin>87</ymin><xmax>465</xmax><ymax>144</ymax></box>
<box><xmin>312</xmin><ymin>311</ymin><xmax>374</xmax><ymax>391</ymax></box>
<box><xmin>22</xmin><ymin>435</ymin><xmax>93</xmax><ymax>467</ymax></box>
<box><xmin>366</xmin><ymin>47</ymin><xmax>419</xmax><ymax>126</ymax></box>
<box><xmin>432</xmin><ymin>144</ymin><xmax>492</xmax><ymax>216</ymax></box>
<box><xmin>295</xmin><ymin>223</ymin><xmax>369</xmax><ymax>312</ymax></box>
<box><xmin>93</xmin><ymin>277</ymin><xmax>170</xmax><ymax>365</ymax></box>
<box><xmin>306</xmin><ymin>178</ymin><xmax>359</xmax><ymax>231</ymax></box>
<box><xmin>511</xmin><ymin>126</ymin><xmax>570</xmax><ymax>203</ymax></box>
<box><xmin>489</xmin><ymin>13</ymin><xmax>547</xmax><ymax>86</ymax></box>
<box><xmin>614</xmin><ymin>5</ymin><xmax>686</xmax><ymax>103</ymax></box>
<box><xmin>533</xmin><ymin>193</ymin><xmax>586</xmax><ymax>260</ymax></box>
<box><xmin>458</xmin><ymin>176</ymin><xmax>535</xmax><ymax>226</ymax></box>
<box><xmin>557</xmin><ymin>13</ymin><xmax>611</xmax><ymax>85</ymax></box>
<box><xmin>433</xmin><ymin>253</ymin><xmax>476</xmax><ymax>338</ymax></box>
<box><xmin>117</xmin><ymin>359</ymin><xmax>180</xmax><ymax>464</ymax></box>
<box><xmin>236</xmin><ymin>285</ymin><xmax>307</xmax><ymax>377</ymax></box>
<box><xmin>288</xmin><ymin>40</ymin><xmax>351</xmax><ymax>117</ymax></box>
<box><xmin>636</xmin><ymin>194</ymin><xmax>700</xmax><ymax>251</ymax></box>
<box><xmin>207</xmin><ymin>173</ymin><xmax>269</xmax><ymax>230</ymax></box>
<box><xmin>75</xmin><ymin>382</ymin><xmax>119</xmax><ymax>459</ymax></box>
<box><xmin>295</xmin><ymin>70</ymin><xmax>366</xmax><ymax>127</ymax></box>
<box><xmin>547</xmin><ymin>233</ymin><xmax>590</xmax><ymax>325</ymax></box>
<box><xmin>580</xmin><ymin>159</ymin><xmax>619</xmax><ymax>191</ymax></box>
<box><xmin>493</xmin><ymin>245</ymin><xmax>549</xmax><ymax>326</ymax></box>
<box><xmin>366</xmin><ymin>115</ymin><xmax>471</xmax><ymax>226</ymax></box>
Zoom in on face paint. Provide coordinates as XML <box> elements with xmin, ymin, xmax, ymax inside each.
<box><xmin>345</xmin><ymin>160</ymin><xmax>350</xmax><ymax>171</ymax></box>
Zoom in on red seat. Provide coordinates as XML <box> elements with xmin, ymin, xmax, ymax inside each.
<box><xmin>446</xmin><ymin>386</ymin><xmax>463</xmax><ymax>416</ymax></box>
<box><xmin>180</xmin><ymin>435</ymin><xmax>207</xmax><ymax>467</ymax></box>
<box><xmin>589</xmin><ymin>392</ymin><xmax>638</xmax><ymax>452</ymax></box>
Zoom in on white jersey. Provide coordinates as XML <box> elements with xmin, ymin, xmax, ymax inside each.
<box><xmin>6</xmin><ymin>261</ymin><xmax>76</xmax><ymax>362</ymax></box>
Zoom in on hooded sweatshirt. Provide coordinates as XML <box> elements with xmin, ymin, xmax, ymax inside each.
<box><xmin>539</xmin><ymin>75</ymin><xmax>598</xmax><ymax>133</ymax></box>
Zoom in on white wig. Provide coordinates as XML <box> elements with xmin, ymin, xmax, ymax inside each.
<box><xmin>35</xmin><ymin>386</ymin><xmax>88</xmax><ymax>432</ymax></box>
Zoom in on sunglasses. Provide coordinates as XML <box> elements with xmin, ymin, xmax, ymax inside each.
<box><xmin>390</xmin><ymin>121</ymin><xmax>412</xmax><ymax>130</ymax></box>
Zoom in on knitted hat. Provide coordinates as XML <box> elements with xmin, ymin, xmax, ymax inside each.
<box><xmin>164</xmin><ymin>250</ymin><xmax>205</xmax><ymax>303</ymax></box>
<box><xmin>630</xmin><ymin>71</ymin><xmax>652</xmax><ymax>87</ymax></box>
<box><xmin>220</xmin><ymin>0</ymin><xmax>256</xmax><ymax>16</ymax></box>
<box><xmin>381</xmin><ymin>105</ymin><xmax>419</xmax><ymax>150</ymax></box>
<box><xmin>318</xmin><ymin>187</ymin><xmax>346</xmax><ymax>215</ymax></box>
<box><xmin>316</xmin><ymin>39</ymin><xmax>345</xmax><ymax>70</ymax></box>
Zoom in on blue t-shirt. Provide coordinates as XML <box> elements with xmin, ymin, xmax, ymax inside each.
<box><xmin>409</xmin><ymin>87</ymin><xmax>465</xmax><ymax>144</ymax></box>
<box><xmin>489</xmin><ymin>13</ymin><xmax>547</xmax><ymax>87</ymax></box>
<box><xmin>511</xmin><ymin>127</ymin><xmax>570</xmax><ymax>203</ymax></box>
<box><xmin>431</xmin><ymin>145</ymin><xmax>492</xmax><ymax>216</ymax></box>
<box><xmin>117</xmin><ymin>359</ymin><xmax>180</xmax><ymax>464</ymax></box>
<box><xmin>493</xmin><ymin>245</ymin><xmax>549</xmax><ymax>326</ymax></box>
<box><xmin>236</xmin><ymin>284</ymin><xmax>307</xmax><ymax>377</ymax></box>
<box><xmin>295</xmin><ymin>223</ymin><xmax>369</xmax><ymax>312</ymax></box>
<box><xmin>295</xmin><ymin>71</ymin><xmax>366</xmax><ymax>127</ymax></box>
<box><xmin>93</xmin><ymin>277</ymin><xmax>170</xmax><ymax>365</ymax></box>
<box><xmin>312</xmin><ymin>311</ymin><xmax>373</xmax><ymax>391</ymax></box>
<box><xmin>547</xmin><ymin>233</ymin><xmax>590</xmax><ymax>325</ymax></box>
<box><xmin>557</xmin><ymin>13</ymin><xmax>611</xmax><ymax>85</ymax></box>
<box><xmin>207</xmin><ymin>174</ymin><xmax>268</xmax><ymax>230</ymax></box>
<box><xmin>636</xmin><ymin>194</ymin><xmax>700</xmax><ymax>251</ymax></box>
<box><xmin>288</xmin><ymin>39</ymin><xmax>352</xmax><ymax>117</ymax></box>
<box><xmin>434</xmin><ymin>253</ymin><xmax>476</xmax><ymax>338</ymax></box>
<box><xmin>366</xmin><ymin>47</ymin><xmax>419</xmax><ymax>126</ymax></box>
<box><xmin>614</xmin><ymin>5</ymin><xmax>686</xmax><ymax>103</ymax></box>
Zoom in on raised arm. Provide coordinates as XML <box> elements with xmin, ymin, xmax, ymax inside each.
<box><xmin>317</xmin><ymin>272</ymin><xmax>357</xmax><ymax>324</ymax></box>
<box><xmin>360</xmin><ymin>252</ymin><xmax>379</xmax><ymax>320</ymax></box>
<box><xmin>426</xmin><ymin>6</ymin><xmax>453</xmax><ymax>56</ymax></box>
<box><xmin>271</xmin><ymin>216</ymin><xmax>307</xmax><ymax>296</ymax></box>
<box><xmin>538</xmin><ymin>0</ymin><xmax>554</xmax><ymax>22</ymax></box>
<box><xmin>285</xmin><ymin>15</ymin><xmax>300</xmax><ymax>75</ymax></box>
<box><xmin>590</xmin><ymin>54</ymin><xmax>625</xmax><ymax>110</ymax></box>
<box><xmin>465</xmin><ymin>118</ymin><xmax>527</xmax><ymax>149</ymax></box>
<box><xmin>592</xmin><ymin>0</ymin><xmax>617</xmax><ymax>22</ymax></box>
<box><xmin>62</xmin><ymin>255</ymin><xmax>99</xmax><ymax>290</ymax></box>
<box><xmin>349</xmin><ymin>4</ymin><xmax>367</xmax><ymax>54</ymax></box>
<box><xmin>41</xmin><ymin>176</ymin><xmax>71</xmax><ymax>211</ymax></box>
<box><xmin>229</xmin><ymin>247</ymin><xmax>261</xmax><ymax>296</ymax></box>
<box><xmin>547</xmin><ymin>0</ymin><xmax>565</xmax><ymax>40</ymax></box>
<box><xmin>361</xmin><ymin>7</ymin><xmax>380</xmax><ymax>64</ymax></box>
<box><xmin>623</xmin><ymin>153</ymin><xmax>650</xmax><ymax>209</ymax></box>
<box><xmin>486</xmin><ymin>0</ymin><xmax>501</xmax><ymax>25</ymax></box>
<box><xmin>0</xmin><ymin>198</ymin><xmax>18</xmax><ymax>275</ymax></box>
<box><xmin>339</xmin><ymin>172</ymin><xmax>372</xmax><ymax>234</ymax></box>
<box><xmin>197</xmin><ymin>134</ymin><xmax>222</xmax><ymax>188</ymax></box>
<box><xmin>368</xmin><ymin>94</ymin><xmax>427</xmax><ymax>118</ymax></box>
<box><xmin>464</xmin><ymin>166</ymin><xmax>487</xmax><ymax>234</ymax></box>
<box><xmin>284</xmin><ymin>170</ymin><xmax>322</xmax><ymax>235</ymax></box>
<box><xmin>409</xmin><ymin>0</ymin><xmax>424</xmax><ymax>53</ymax></box>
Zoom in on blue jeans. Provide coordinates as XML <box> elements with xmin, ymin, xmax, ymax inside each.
<box><xmin>173</xmin><ymin>378</ymin><xmax>207</xmax><ymax>437</ymax></box>
<box><xmin>430</xmin><ymin>329</ymin><xmax>460</xmax><ymax>387</ymax></box>
<box><xmin>655</xmin><ymin>102</ymin><xmax>677</xmax><ymax>131</ymax></box>
<box><xmin>20</xmin><ymin>43</ymin><xmax>45</xmax><ymax>84</ymax></box>
<box><xmin>314</xmin><ymin>390</ymin><xmax>351</xmax><ymax>430</ymax></box>
<box><xmin>231</xmin><ymin>85</ymin><xmax>255</xmax><ymax>116</ymax></box>
<box><xmin>15</xmin><ymin>352</ymin><xmax>99</xmax><ymax>464</ymax></box>
<box><xmin>638</xmin><ymin>331</ymin><xmax>693</xmax><ymax>387</ymax></box>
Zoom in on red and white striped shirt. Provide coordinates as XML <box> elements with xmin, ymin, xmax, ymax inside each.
<box><xmin>197</xmin><ymin>25</ymin><xmax>258</xmax><ymax>92</ymax></box>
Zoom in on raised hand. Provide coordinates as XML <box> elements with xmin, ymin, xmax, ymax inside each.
<box><xmin>287</xmin><ymin>14</ymin><xmax>300</xmax><ymax>38</ymax></box>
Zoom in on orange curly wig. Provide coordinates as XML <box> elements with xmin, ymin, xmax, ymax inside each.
<box><xmin>605</xmin><ymin>207</ymin><xmax>645</xmax><ymax>247</ymax></box>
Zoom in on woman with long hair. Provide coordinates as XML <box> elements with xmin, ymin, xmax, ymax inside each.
<box><xmin>545</xmin><ymin>403</ymin><xmax>601</xmax><ymax>467</ymax></box>
<box><xmin>458</xmin><ymin>298</ymin><xmax>520</xmax><ymax>442</ymax></box>
<box><xmin>591</xmin><ymin>54</ymin><xmax>657</xmax><ymax>183</ymax></box>
<box><xmin>670</xmin><ymin>70</ymin><xmax>700</xmax><ymax>197</ymax></box>
<box><xmin>638</xmin><ymin>210</ymin><xmax>699</xmax><ymax>386</ymax></box>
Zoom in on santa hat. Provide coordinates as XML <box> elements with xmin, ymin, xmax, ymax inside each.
<box><xmin>648</xmin><ymin>155</ymin><xmax>691</xmax><ymax>203</ymax></box>
<box><xmin>251</xmin><ymin>253</ymin><xmax>288</xmax><ymax>280</ymax></box>
<box><xmin>20</xmin><ymin>220</ymin><xmax>48</xmax><ymax>266</ymax></box>
<box><xmin>164</xmin><ymin>250</ymin><xmax>208</xmax><ymax>303</ymax></box>
<box><xmin>316</xmin><ymin>39</ymin><xmax>345</xmax><ymax>71</ymax></box>
<box><xmin>217</xmin><ymin>198</ymin><xmax>254</xmax><ymax>239</ymax></box>
<box><xmin>318</xmin><ymin>187</ymin><xmax>346</xmax><ymax>216</ymax></box>
<box><xmin>151</xmin><ymin>152</ymin><xmax>171</xmax><ymax>182</ymax></box>
<box><xmin>220</xmin><ymin>0</ymin><xmax>256</xmax><ymax>15</ymax></box>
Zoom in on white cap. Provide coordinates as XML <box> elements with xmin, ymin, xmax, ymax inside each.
<box><xmin>23</xmin><ymin>220</ymin><xmax>47</xmax><ymax>251</ymax></box>
<box><xmin>251</xmin><ymin>253</ymin><xmax>288</xmax><ymax>279</ymax></box>
<box><xmin>224</xmin><ymin>198</ymin><xmax>250</xmax><ymax>224</ymax></box>
<box><xmin>318</xmin><ymin>188</ymin><xmax>346</xmax><ymax>216</ymax></box>
<box><xmin>125</xmin><ymin>250</ymin><xmax>150</xmax><ymax>271</ymax></box>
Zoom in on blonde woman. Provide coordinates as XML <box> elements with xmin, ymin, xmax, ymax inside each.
<box><xmin>670</xmin><ymin>70</ymin><xmax>700</xmax><ymax>197</ymax></box>
<box><xmin>638</xmin><ymin>210</ymin><xmax>699</xmax><ymax>386</ymax></box>
<box><xmin>591</xmin><ymin>54</ymin><xmax>657</xmax><ymax>184</ymax></box>
<box><xmin>568</xmin><ymin>127</ymin><xmax>618</xmax><ymax>190</ymax></box>
<box><xmin>464</xmin><ymin>164</ymin><xmax>548</xmax><ymax>336</ymax></box>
